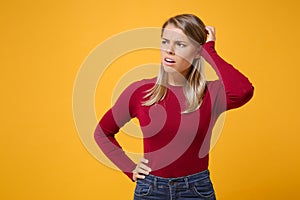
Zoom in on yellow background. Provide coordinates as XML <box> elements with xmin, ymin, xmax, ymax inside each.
<box><xmin>1</xmin><ymin>0</ymin><xmax>300</xmax><ymax>199</ymax></box>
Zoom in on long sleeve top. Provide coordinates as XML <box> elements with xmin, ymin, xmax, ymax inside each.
<box><xmin>94</xmin><ymin>41</ymin><xmax>254</xmax><ymax>181</ymax></box>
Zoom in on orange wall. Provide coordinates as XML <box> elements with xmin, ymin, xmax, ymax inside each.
<box><xmin>1</xmin><ymin>0</ymin><xmax>300</xmax><ymax>199</ymax></box>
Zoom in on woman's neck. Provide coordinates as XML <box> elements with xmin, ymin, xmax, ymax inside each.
<box><xmin>167</xmin><ymin>70</ymin><xmax>189</xmax><ymax>86</ymax></box>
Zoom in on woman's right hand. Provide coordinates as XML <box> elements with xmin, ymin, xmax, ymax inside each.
<box><xmin>205</xmin><ymin>26</ymin><xmax>216</xmax><ymax>42</ymax></box>
<box><xmin>132</xmin><ymin>158</ymin><xmax>152</xmax><ymax>182</ymax></box>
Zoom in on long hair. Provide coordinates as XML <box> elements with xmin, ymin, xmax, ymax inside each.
<box><xmin>143</xmin><ymin>14</ymin><xmax>208</xmax><ymax>113</ymax></box>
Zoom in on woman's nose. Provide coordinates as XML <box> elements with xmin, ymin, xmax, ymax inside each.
<box><xmin>167</xmin><ymin>48</ymin><xmax>175</xmax><ymax>55</ymax></box>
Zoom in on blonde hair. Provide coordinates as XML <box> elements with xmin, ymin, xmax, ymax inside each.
<box><xmin>143</xmin><ymin>14</ymin><xmax>208</xmax><ymax>113</ymax></box>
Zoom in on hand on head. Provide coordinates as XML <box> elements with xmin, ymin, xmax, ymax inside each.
<box><xmin>205</xmin><ymin>26</ymin><xmax>216</xmax><ymax>42</ymax></box>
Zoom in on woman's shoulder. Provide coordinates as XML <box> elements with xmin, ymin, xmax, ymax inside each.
<box><xmin>128</xmin><ymin>77</ymin><xmax>157</xmax><ymax>89</ymax></box>
<box><xmin>206</xmin><ymin>79</ymin><xmax>223</xmax><ymax>89</ymax></box>
<box><xmin>137</xmin><ymin>77</ymin><xmax>157</xmax><ymax>84</ymax></box>
<box><xmin>121</xmin><ymin>77</ymin><xmax>156</xmax><ymax>97</ymax></box>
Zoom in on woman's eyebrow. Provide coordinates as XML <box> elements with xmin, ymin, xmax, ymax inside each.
<box><xmin>162</xmin><ymin>37</ymin><xmax>188</xmax><ymax>43</ymax></box>
<box><xmin>175</xmin><ymin>40</ymin><xmax>188</xmax><ymax>43</ymax></box>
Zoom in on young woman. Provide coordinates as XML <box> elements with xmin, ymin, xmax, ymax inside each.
<box><xmin>94</xmin><ymin>14</ymin><xmax>254</xmax><ymax>200</ymax></box>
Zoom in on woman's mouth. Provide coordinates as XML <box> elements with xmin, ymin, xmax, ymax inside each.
<box><xmin>163</xmin><ymin>57</ymin><xmax>176</xmax><ymax>66</ymax></box>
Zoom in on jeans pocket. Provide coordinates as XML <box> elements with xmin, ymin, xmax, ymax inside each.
<box><xmin>192</xmin><ymin>177</ymin><xmax>215</xmax><ymax>199</ymax></box>
<box><xmin>134</xmin><ymin>180</ymin><xmax>152</xmax><ymax>197</ymax></box>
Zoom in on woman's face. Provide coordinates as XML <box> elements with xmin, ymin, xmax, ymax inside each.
<box><xmin>161</xmin><ymin>24</ymin><xmax>200</xmax><ymax>76</ymax></box>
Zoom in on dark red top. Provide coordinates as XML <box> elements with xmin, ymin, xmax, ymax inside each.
<box><xmin>94</xmin><ymin>41</ymin><xmax>254</xmax><ymax>181</ymax></box>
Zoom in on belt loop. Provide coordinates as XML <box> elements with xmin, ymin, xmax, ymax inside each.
<box><xmin>154</xmin><ymin>177</ymin><xmax>157</xmax><ymax>190</ymax></box>
<box><xmin>184</xmin><ymin>177</ymin><xmax>189</xmax><ymax>189</ymax></box>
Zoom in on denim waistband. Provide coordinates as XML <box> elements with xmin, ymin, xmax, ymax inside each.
<box><xmin>138</xmin><ymin>169</ymin><xmax>210</xmax><ymax>188</ymax></box>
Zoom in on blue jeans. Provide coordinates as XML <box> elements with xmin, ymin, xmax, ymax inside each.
<box><xmin>134</xmin><ymin>170</ymin><xmax>216</xmax><ymax>200</ymax></box>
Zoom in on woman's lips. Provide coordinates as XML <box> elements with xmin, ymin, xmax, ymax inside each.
<box><xmin>163</xmin><ymin>57</ymin><xmax>176</xmax><ymax>66</ymax></box>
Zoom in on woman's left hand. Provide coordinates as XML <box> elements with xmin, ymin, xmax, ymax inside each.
<box><xmin>205</xmin><ymin>26</ymin><xmax>216</xmax><ymax>42</ymax></box>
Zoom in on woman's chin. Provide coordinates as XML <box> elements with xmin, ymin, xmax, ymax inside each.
<box><xmin>163</xmin><ymin>65</ymin><xmax>178</xmax><ymax>73</ymax></box>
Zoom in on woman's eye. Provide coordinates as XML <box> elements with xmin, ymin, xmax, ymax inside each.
<box><xmin>177</xmin><ymin>43</ymin><xmax>186</xmax><ymax>48</ymax></box>
<box><xmin>161</xmin><ymin>40</ymin><xmax>167</xmax><ymax>45</ymax></box>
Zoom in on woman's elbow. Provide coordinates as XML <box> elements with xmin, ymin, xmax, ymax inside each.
<box><xmin>238</xmin><ymin>84</ymin><xmax>254</xmax><ymax>106</ymax></box>
<box><xmin>227</xmin><ymin>84</ymin><xmax>254</xmax><ymax>110</ymax></box>
<box><xmin>94</xmin><ymin>124</ymin><xmax>106</xmax><ymax>144</ymax></box>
